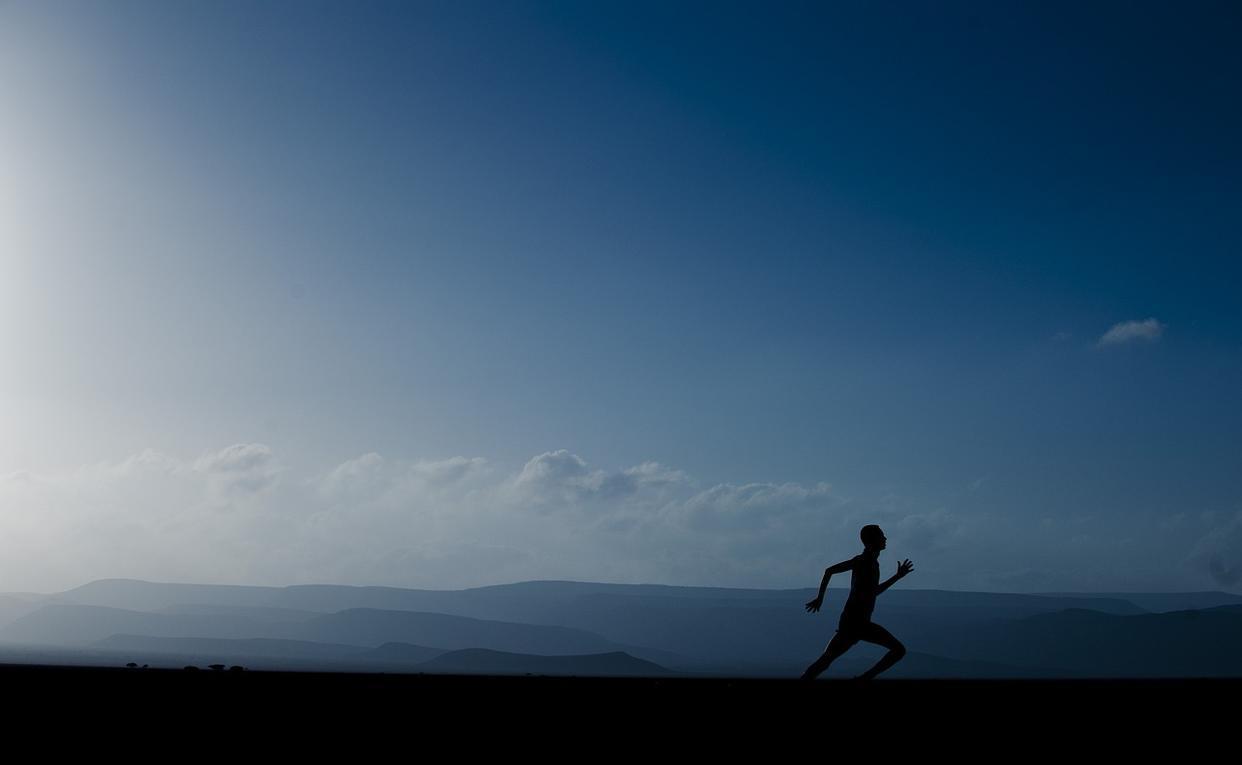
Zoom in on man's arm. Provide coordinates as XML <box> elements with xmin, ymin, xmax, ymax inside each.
<box><xmin>877</xmin><ymin>559</ymin><xmax>914</xmax><ymax>596</ymax></box>
<box><xmin>805</xmin><ymin>558</ymin><xmax>856</xmax><ymax>612</ymax></box>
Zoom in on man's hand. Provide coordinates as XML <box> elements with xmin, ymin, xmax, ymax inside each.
<box><xmin>896</xmin><ymin>559</ymin><xmax>914</xmax><ymax>579</ymax></box>
<box><xmin>805</xmin><ymin>597</ymin><xmax>823</xmax><ymax>613</ymax></box>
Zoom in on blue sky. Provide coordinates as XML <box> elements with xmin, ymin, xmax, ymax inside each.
<box><xmin>1</xmin><ymin>1</ymin><xmax>1239</xmax><ymax>592</ymax></box>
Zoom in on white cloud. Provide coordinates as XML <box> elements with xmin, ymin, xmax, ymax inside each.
<box><xmin>194</xmin><ymin>443</ymin><xmax>279</xmax><ymax>493</ymax></box>
<box><xmin>678</xmin><ymin>482</ymin><xmax>834</xmax><ymax>532</ymax></box>
<box><xmin>624</xmin><ymin>461</ymin><xmax>686</xmax><ymax>488</ymax></box>
<box><xmin>510</xmin><ymin>450</ymin><xmax>686</xmax><ymax>507</ymax></box>
<box><xmin>1098</xmin><ymin>318</ymin><xmax>1165</xmax><ymax>346</ymax></box>
<box><xmin>513</xmin><ymin>449</ymin><xmax>594</xmax><ymax>499</ymax></box>
<box><xmin>319</xmin><ymin>452</ymin><xmax>386</xmax><ymax>499</ymax></box>
<box><xmin>410</xmin><ymin>456</ymin><xmax>488</xmax><ymax>487</ymax></box>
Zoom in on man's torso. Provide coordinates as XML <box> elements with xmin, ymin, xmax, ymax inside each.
<box><xmin>839</xmin><ymin>554</ymin><xmax>880</xmax><ymax>628</ymax></box>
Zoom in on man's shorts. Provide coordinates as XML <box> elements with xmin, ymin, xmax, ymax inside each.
<box><xmin>831</xmin><ymin>620</ymin><xmax>899</xmax><ymax>650</ymax></box>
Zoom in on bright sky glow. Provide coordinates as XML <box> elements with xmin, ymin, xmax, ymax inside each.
<box><xmin>1</xmin><ymin>1</ymin><xmax>1240</xmax><ymax>593</ymax></box>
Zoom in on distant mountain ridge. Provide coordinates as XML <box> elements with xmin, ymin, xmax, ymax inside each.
<box><xmin>50</xmin><ymin>578</ymin><xmax>1242</xmax><ymax>620</ymax></box>
<box><xmin>951</xmin><ymin>605</ymin><xmax>1242</xmax><ymax>676</ymax></box>
<box><xmin>93</xmin><ymin>634</ymin><xmax>371</xmax><ymax>660</ymax></box>
<box><xmin>1</xmin><ymin>579</ymin><xmax>1238</xmax><ymax>678</ymax></box>
<box><xmin>1</xmin><ymin>603</ymin><xmax>638</xmax><ymax>656</ymax></box>
<box><xmin>1033</xmin><ymin>591</ymin><xmax>1242</xmax><ymax>613</ymax></box>
<box><xmin>418</xmin><ymin>649</ymin><xmax>670</xmax><ymax>677</ymax></box>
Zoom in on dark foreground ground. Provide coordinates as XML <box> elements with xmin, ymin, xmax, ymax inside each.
<box><xmin>2</xmin><ymin>663</ymin><xmax>1232</xmax><ymax>755</ymax></box>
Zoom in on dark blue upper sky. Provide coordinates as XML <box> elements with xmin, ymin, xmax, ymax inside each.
<box><xmin>2</xmin><ymin>1</ymin><xmax>1240</xmax><ymax>590</ymax></box>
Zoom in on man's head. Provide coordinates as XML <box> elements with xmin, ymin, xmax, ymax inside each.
<box><xmin>860</xmin><ymin>524</ymin><xmax>887</xmax><ymax>552</ymax></box>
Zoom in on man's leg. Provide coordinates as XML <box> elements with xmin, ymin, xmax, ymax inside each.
<box><xmin>801</xmin><ymin>630</ymin><xmax>857</xmax><ymax>680</ymax></box>
<box><xmin>855</xmin><ymin>623</ymin><xmax>906</xmax><ymax>681</ymax></box>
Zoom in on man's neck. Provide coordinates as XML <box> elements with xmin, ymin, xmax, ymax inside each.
<box><xmin>862</xmin><ymin>548</ymin><xmax>880</xmax><ymax>561</ymax></box>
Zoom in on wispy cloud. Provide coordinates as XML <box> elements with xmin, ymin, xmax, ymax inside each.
<box><xmin>1098</xmin><ymin>318</ymin><xmax>1165</xmax><ymax>347</ymax></box>
<box><xmin>3</xmin><ymin>445</ymin><xmax>1222</xmax><ymax>594</ymax></box>
<box><xmin>0</xmin><ymin>446</ymin><xmax>852</xmax><ymax>591</ymax></box>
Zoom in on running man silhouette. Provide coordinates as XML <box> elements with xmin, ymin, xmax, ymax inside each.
<box><xmin>801</xmin><ymin>524</ymin><xmax>914</xmax><ymax>681</ymax></box>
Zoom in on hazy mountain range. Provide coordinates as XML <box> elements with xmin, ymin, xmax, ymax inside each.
<box><xmin>1</xmin><ymin>579</ymin><xmax>1240</xmax><ymax>678</ymax></box>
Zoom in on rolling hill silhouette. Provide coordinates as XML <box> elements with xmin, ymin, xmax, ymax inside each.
<box><xmin>4</xmin><ymin>579</ymin><xmax>1240</xmax><ymax>677</ymax></box>
<box><xmin>55</xmin><ymin>578</ymin><xmax>1156</xmax><ymax>620</ymax></box>
<box><xmin>1033</xmin><ymin>591</ymin><xmax>1242</xmax><ymax>612</ymax></box>
<box><xmin>416</xmin><ymin>648</ymin><xmax>670</xmax><ymax>677</ymax></box>
<box><xmin>360</xmin><ymin>642</ymin><xmax>447</xmax><ymax>664</ymax></box>
<box><xmin>938</xmin><ymin>605</ymin><xmax>1242</xmax><ymax>676</ymax></box>
<box><xmin>2</xmin><ymin>604</ymin><xmax>297</xmax><ymax>645</ymax></box>
<box><xmin>92</xmin><ymin>634</ymin><xmax>372</xmax><ymax>661</ymax></box>
<box><xmin>1</xmin><ymin>602</ymin><xmax>668</xmax><ymax>662</ymax></box>
<box><xmin>0</xmin><ymin>595</ymin><xmax>42</xmax><ymax>630</ymax></box>
<box><xmin>301</xmin><ymin>608</ymin><xmax>623</xmax><ymax>655</ymax></box>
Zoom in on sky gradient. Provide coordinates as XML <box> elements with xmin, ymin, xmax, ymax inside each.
<box><xmin>2</xmin><ymin>1</ymin><xmax>1240</xmax><ymax>593</ymax></box>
